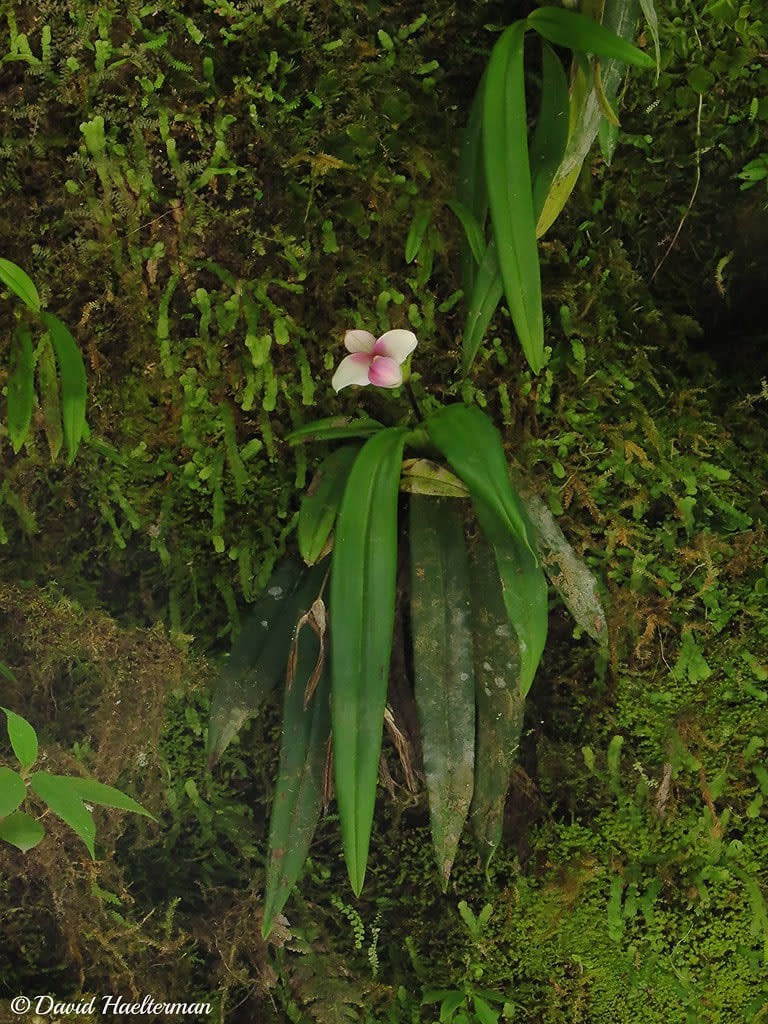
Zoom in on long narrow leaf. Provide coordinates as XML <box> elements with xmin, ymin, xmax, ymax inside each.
<box><xmin>598</xmin><ymin>115</ymin><xmax>621</xmax><ymax>165</ymax></box>
<box><xmin>285</xmin><ymin>416</ymin><xmax>383</xmax><ymax>445</ymax></box>
<box><xmin>41</xmin><ymin>313</ymin><xmax>87</xmax><ymax>465</ymax></box>
<box><xmin>298</xmin><ymin>445</ymin><xmax>359</xmax><ymax>565</ymax></box>
<box><xmin>483</xmin><ymin>22</ymin><xmax>544</xmax><ymax>374</ymax></box>
<box><xmin>330</xmin><ymin>427</ymin><xmax>408</xmax><ymax>896</ymax></box>
<box><xmin>425</xmin><ymin>404</ymin><xmax>534</xmax><ymax>556</ymax></box>
<box><xmin>410</xmin><ymin>495</ymin><xmax>475</xmax><ymax>890</ymax></box>
<box><xmin>457</xmin><ymin>70</ymin><xmax>488</xmax><ymax>300</ymax></box>
<box><xmin>446</xmin><ymin>199</ymin><xmax>486</xmax><ymax>268</ymax></box>
<box><xmin>527</xmin><ymin>6</ymin><xmax>655</xmax><ymax>68</ymax></box>
<box><xmin>529</xmin><ymin>43</ymin><xmax>570</xmax><ymax>226</ymax></box>
<box><xmin>7</xmin><ymin>326</ymin><xmax>35</xmax><ymax>454</ymax></box>
<box><xmin>461</xmin><ymin>238</ymin><xmax>504</xmax><ymax>377</ymax></box>
<box><xmin>262</xmin><ymin>618</ymin><xmax>331</xmax><ymax>938</ymax></box>
<box><xmin>467</xmin><ymin>528</ymin><xmax>526</xmax><ymax>872</ymax></box>
<box><xmin>37</xmin><ymin>336</ymin><xmax>63</xmax><ymax>461</ymax></box>
<box><xmin>472</xmin><ymin>497</ymin><xmax>548</xmax><ymax>699</ymax></box>
<box><xmin>638</xmin><ymin>0</ymin><xmax>661</xmax><ymax>82</ymax></box>
<box><xmin>207</xmin><ymin>558</ymin><xmax>326</xmax><ymax>763</ymax></box>
<box><xmin>0</xmin><ymin>258</ymin><xmax>40</xmax><ymax>312</ymax></box>
<box><xmin>536</xmin><ymin>0</ymin><xmax>642</xmax><ymax>237</ymax></box>
<box><xmin>405</xmin><ymin>203</ymin><xmax>433</xmax><ymax>264</ymax></box>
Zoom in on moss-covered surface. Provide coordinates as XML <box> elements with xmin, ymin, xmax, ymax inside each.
<box><xmin>1</xmin><ymin>0</ymin><xmax>767</xmax><ymax>1021</ymax></box>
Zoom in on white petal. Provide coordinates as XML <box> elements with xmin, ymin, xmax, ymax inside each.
<box><xmin>331</xmin><ymin>353</ymin><xmax>372</xmax><ymax>392</ymax></box>
<box><xmin>344</xmin><ymin>329</ymin><xmax>377</xmax><ymax>354</ymax></box>
<box><xmin>374</xmin><ymin>329</ymin><xmax>418</xmax><ymax>364</ymax></box>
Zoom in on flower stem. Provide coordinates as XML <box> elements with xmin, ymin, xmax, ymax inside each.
<box><xmin>404</xmin><ymin>380</ymin><xmax>424</xmax><ymax>423</ymax></box>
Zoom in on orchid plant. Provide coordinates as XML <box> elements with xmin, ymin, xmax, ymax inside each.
<box><xmin>208</xmin><ymin>0</ymin><xmax>657</xmax><ymax>940</ymax></box>
<box><xmin>209</xmin><ymin>327</ymin><xmax>608</xmax><ymax>938</ymax></box>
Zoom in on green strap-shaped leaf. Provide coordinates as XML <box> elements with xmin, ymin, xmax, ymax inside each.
<box><xmin>528</xmin><ymin>43</ymin><xmax>570</xmax><ymax>226</ymax></box>
<box><xmin>410</xmin><ymin>495</ymin><xmax>475</xmax><ymax>890</ymax></box>
<box><xmin>472</xmin><ymin>496</ymin><xmax>548</xmax><ymax>699</ymax></box>
<box><xmin>41</xmin><ymin>313</ymin><xmax>87</xmax><ymax>465</ymax></box>
<box><xmin>330</xmin><ymin>426</ymin><xmax>408</xmax><ymax>896</ymax></box>
<box><xmin>0</xmin><ymin>811</ymin><xmax>45</xmax><ymax>852</ymax></box>
<box><xmin>405</xmin><ymin>202</ymin><xmax>433</xmax><ymax>264</ymax></box>
<box><xmin>536</xmin><ymin>0</ymin><xmax>642</xmax><ymax>237</ymax></box>
<box><xmin>526</xmin><ymin>6</ymin><xmax>655</xmax><ymax>68</ymax></box>
<box><xmin>457</xmin><ymin>69</ymin><xmax>488</xmax><ymax>300</ymax></box>
<box><xmin>425</xmin><ymin>404</ymin><xmax>534</xmax><ymax>557</ymax></box>
<box><xmin>2</xmin><ymin>707</ymin><xmax>38</xmax><ymax>769</ymax></box>
<box><xmin>262</xmin><ymin>620</ymin><xmax>331</xmax><ymax>938</ymax></box>
<box><xmin>592</xmin><ymin>59</ymin><xmax>620</xmax><ymax>126</ymax></box>
<box><xmin>29</xmin><ymin>772</ymin><xmax>96</xmax><ymax>858</ymax></box>
<box><xmin>207</xmin><ymin>558</ymin><xmax>326</xmax><ymax>763</ymax></box>
<box><xmin>64</xmin><ymin>777</ymin><xmax>156</xmax><ymax>819</ymax></box>
<box><xmin>461</xmin><ymin>238</ymin><xmax>504</xmax><ymax>377</ymax></box>
<box><xmin>598</xmin><ymin>114</ymin><xmax>621</xmax><ymax>166</ymax></box>
<box><xmin>298</xmin><ymin>445</ymin><xmax>360</xmax><ymax>565</ymax></box>
<box><xmin>7</xmin><ymin>326</ymin><xmax>35</xmax><ymax>454</ymax></box>
<box><xmin>285</xmin><ymin>416</ymin><xmax>383</xmax><ymax>445</ymax></box>
<box><xmin>638</xmin><ymin>0</ymin><xmax>661</xmax><ymax>82</ymax></box>
<box><xmin>0</xmin><ymin>258</ymin><xmax>41</xmax><ymax>312</ymax></box>
<box><xmin>483</xmin><ymin>23</ymin><xmax>544</xmax><ymax>375</ymax></box>
<box><xmin>445</xmin><ymin>200</ymin><xmax>486</xmax><ymax>270</ymax></box>
<box><xmin>467</xmin><ymin>528</ymin><xmax>526</xmax><ymax>873</ymax></box>
<box><xmin>37</xmin><ymin>335</ymin><xmax>63</xmax><ymax>462</ymax></box>
<box><xmin>0</xmin><ymin>766</ymin><xmax>27</xmax><ymax>818</ymax></box>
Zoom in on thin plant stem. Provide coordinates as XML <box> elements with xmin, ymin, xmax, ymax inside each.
<box><xmin>404</xmin><ymin>380</ymin><xmax>424</xmax><ymax>422</ymax></box>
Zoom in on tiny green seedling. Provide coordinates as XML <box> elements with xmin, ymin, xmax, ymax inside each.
<box><xmin>0</xmin><ymin>703</ymin><xmax>155</xmax><ymax>856</ymax></box>
<box><xmin>421</xmin><ymin>902</ymin><xmax>515</xmax><ymax>1023</ymax></box>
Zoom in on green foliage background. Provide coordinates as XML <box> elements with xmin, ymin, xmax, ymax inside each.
<box><xmin>0</xmin><ymin>0</ymin><xmax>767</xmax><ymax>1020</ymax></box>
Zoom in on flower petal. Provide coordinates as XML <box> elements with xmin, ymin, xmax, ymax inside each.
<box><xmin>374</xmin><ymin>329</ymin><xmax>418</xmax><ymax>363</ymax></box>
<box><xmin>368</xmin><ymin>355</ymin><xmax>402</xmax><ymax>388</ymax></box>
<box><xmin>332</xmin><ymin>353</ymin><xmax>373</xmax><ymax>392</ymax></box>
<box><xmin>344</xmin><ymin>330</ymin><xmax>377</xmax><ymax>354</ymax></box>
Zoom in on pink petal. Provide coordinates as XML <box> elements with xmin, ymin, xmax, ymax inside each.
<box><xmin>332</xmin><ymin>353</ymin><xmax>373</xmax><ymax>392</ymax></box>
<box><xmin>368</xmin><ymin>355</ymin><xmax>402</xmax><ymax>388</ymax></box>
<box><xmin>344</xmin><ymin>329</ymin><xmax>377</xmax><ymax>354</ymax></box>
<box><xmin>373</xmin><ymin>329</ymin><xmax>418</xmax><ymax>363</ymax></box>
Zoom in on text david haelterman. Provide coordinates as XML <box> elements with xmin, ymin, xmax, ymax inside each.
<box><xmin>10</xmin><ymin>993</ymin><xmax>212</xmax><ymax>1016</ymax></box>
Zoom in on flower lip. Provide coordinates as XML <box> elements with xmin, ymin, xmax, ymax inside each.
<box><xmin>367</xmin><ymin>355</ymin><xmax>402</xmax><ymax>388</ymax></box>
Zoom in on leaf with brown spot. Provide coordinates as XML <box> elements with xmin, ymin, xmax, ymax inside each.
<box><xmin>410</xmin><ymin>494</ymin><xmax>475</xmax><ymax>890</ymax></box>
<box><xmin>262</xmin><ymin>614</ymin><xmax>331</xmax><ymax>940</ymax></box>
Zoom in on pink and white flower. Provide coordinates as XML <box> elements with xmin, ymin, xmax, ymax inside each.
<box><xmin>331</xmin><ymin>329</ymin><xmax>418</xmax><ymax>393</ymax></box>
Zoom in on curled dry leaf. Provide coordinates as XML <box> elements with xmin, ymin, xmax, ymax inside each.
<box><xmin>286</xmin><ymin>595</ymin><xmax>328</xmax><ymax>709</ymax></box>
